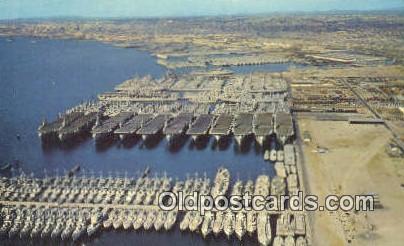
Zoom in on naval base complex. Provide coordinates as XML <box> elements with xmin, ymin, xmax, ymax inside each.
<box><xmin>31</xmin><ymin>71</ymin><xmax>306</xmax><ymax>245</ymax></box>
<box><xmin>38</xmin><ymin>72</ymin><xmax>295</xmax><ymax>147</ymax></box>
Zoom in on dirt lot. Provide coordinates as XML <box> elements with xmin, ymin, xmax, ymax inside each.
<box><xmin>297</xmin><ymin>117</ymin><xmax>404</xmax><ymax>246</ymax></box>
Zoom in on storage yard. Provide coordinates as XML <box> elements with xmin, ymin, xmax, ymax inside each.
<box><xmin>297</xmin><ymin>118</ymin><xmax>404</xmax><ymax>245</ymax></box>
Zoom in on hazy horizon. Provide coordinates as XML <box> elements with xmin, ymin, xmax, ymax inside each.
<box><xmin>0</xmin><ymin>0</ymin><xmax>403</xmax><ymax>20</ymax></box>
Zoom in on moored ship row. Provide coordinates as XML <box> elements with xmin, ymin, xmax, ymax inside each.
<box><xmin>0</xmin><ymin>166</ymin><xmax>308</xmax><ymax>245</ymax></box>
<box><xmin>39</xmin><ymin>110</ymin><xmax>294</xmax><ymax>146</ymax></box>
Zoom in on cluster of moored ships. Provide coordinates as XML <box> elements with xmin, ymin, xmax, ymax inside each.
<box><xmin>0</xmin><ymin>164</ymin><xmax>308</xmax><ymax>245</ymax></box>
<box><xmin>38</xmin><ymin>110</ymin><xmax>294</xmax><ymax>146</ymax></box>
<box><xmin>30</xmin><ymin>73</ymin><xmax>305</xmax><ymax>245</ymax></box>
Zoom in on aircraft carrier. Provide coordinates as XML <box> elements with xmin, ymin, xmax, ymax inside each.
<box><xmin>57</xmin><ymin>112</ymin><xmax>98</xmax><ymax>142</ymax></box>
<box><xmin>137</xmin><ymin>114</ymin><xmax>171</xmax><ymax>141</ymax></box>
<box><xmin>253</xmin><ymin>113</ymin><xmax>273</xmax><ymax>146</ymax></box>
<box><xmin>186</xmin><ymin>114</ymin><xmax>215</xmax><ymax>141</ymax></box>
<box><xmin>274</xmin><ymin>112</ymin><xmax>294</xmax><ymax>145</ymax></box>
<box><xmin>232</xmin><ymin>113</ymin><xmax>254</xmax><ymax>146</ymax></box>
<box><xmin>163</xmin><ymin>113</ymin><xmax>194</xmax><ymax>142</ymax></box>
<box><xmin>92</xmin><ymin>112</ymin><xmax>134</xmax><ymax>142</ymax></box>
<box><xmin>114</xmin><ymin>114</ymin><xmax>153</xmax><ymax>140</ymax></box>
<box><xmin>209</xmin><ymin>114</ymin><xmax>233</xmax><ymax>142</ymax></box>
<box><xmin>38</xmin><ymin>112</ymin><xmax>84</xmax><ymax>141</ymax></box>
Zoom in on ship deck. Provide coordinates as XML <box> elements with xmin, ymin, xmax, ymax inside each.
<box><xmin>163</xmin><ymin>113</ymin><xmax>194</xmax><ymax>135</ymax></box>
<box><xmin>137</xmin><ymin>114</ymin><xmax>171</xmax><ymax>135</ymax></box>
<box><xmin>209</xmin><ymin>114</ymin><xmax>233</xmax><ymax>136</ymax></box>
<box><xmin>58</xmin><ymin>112</ymin><xmax>98</xmax><ymax>135</ymax></box>
<box><xmin>114</xmin><ymin>114</ymin><xmax>154</xmax><ymax>135</ymax></box>
<box><xmin>39</xmin><ymin>112</ymin><xmax>84</xmax><ymax>135</ymax></box>
<box><xmin>92</xmin><ymin>112</ymin><xmax>134</xmax><ymax>135</ymax></box>
<box><xmin>232</xmin><ymin>113</ymin><xmax>254</xmax><ymax>136</ymax></box>
<box><xmin>253</xmin><ymin>113</ymin><xmax>273</xmax><ymax>136</ymax></box>
<box><xmin>274</xmin><ymin>112</ymin><xmax>294</xmax><ymax>141</ymax></box>
<box><xmin>187</xmin><ymin>114</ymin><xmax>215</xmax><ymax>135</ymax></box>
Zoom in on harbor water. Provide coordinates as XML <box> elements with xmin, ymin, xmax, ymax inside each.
<box><xmin>0</xmin><ymin>37</ymin><xmax>276</xmax><ymax>245</ymax></box>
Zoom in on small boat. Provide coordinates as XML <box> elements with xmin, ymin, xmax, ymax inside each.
<box><xmin>0</xmin><ymin>220</ymin><xmax>12</xmax><ymax>238</ymax></box>
<box><xmin>154</xmin><ymin>211</ymin><xmax>166</xmax><ymax>231</ymax></box>
<box><xmin>133</xmin><ymin>210</ymin><xmax>146</xmax><ymax>230</ymax></box>
<box><xmin>163</xmin><ymin>211</ymin><xmax>177</xmax><ymax>231</ymax></box>
<box><xmin>30</xmin><ymin>222</ymin><xmax>44</xmax><ymax>238</ymax></box>
<box><xmin>123</xmin><ymin>212</ymin><xmax>134</xmax><ymax>230</ymax></box>
<box><xmin>61</xmin><ymin>223</ymin><xmax>74</xmax><ymax>241</ymax></box>
<box><xmin>223</xmin><ymin>211</ymin><xmax>235</xmax><ymax>239</ymax></box>
<box><xmin>103</xmin><ymin>218</ymin><xmax>113</xmax><ymax>229</ymax></box>
<box><xmin>19</xmin><ymin>222</ymin><xmax>33</xmax><ymax>239</ymax></box>
<box><xmin>50</xmin><ymin>223</ymin><xmax>63</xmax><ymax>239</ymax></box>
<box><xmin>269</xmin><ymin>149</ymin><xmax>277</xmax><ymax>162</ymax></box>
<box><xmin>41</xmin><ymin>223</ymin><xmax>53</xmax><ymax>238</ymax></box>
<box><xmin>87</xmin><ymin>223</ymin><xmax>101</xmax><ymax>237</ymax></box>
<box><xmin>201</xmin><ymin>211</ymin><xmax>213</xmax><ymax>238</ymax></box>
<box><xmin>212</xmin><ymin>212</ymin><xmax>223</xmax><ymax>236</ymax></box>
<box><xmin>189</xmin><ymin>213</ymin><xmax>203</xmax><ymax>232</ymax></box>
<box><xmin>67</xmin><ymin>164</ymin><xmax>81</xmax><ymax>177</ymax></box>
<box><xmin>264</xmin><ymin>150</ymin><xmax>270</xmax><ymax>161</ymax></box>
<box><xmin>72</xmin><ymin>223</ymin><xmax>86</xmax><ymax>242</ymax></box>
<box><xmin>179</xmin><ymin>212</ymin><xmax>191</xmax><ymax>231</ymax></box>
<box><xmin>112</xmin><ymin>217</ymin><xmax>123</xmax><ymax>230</ymax></box>
<box><xmin>234</xmin><ymin>212</ymin><xmax>246</xmax><ymax>240</ymax></box>
<box><xmin>143</xmin><ymin>211</ymin><xmax>157</xmax><ymax>230</ymax></box>
<box><xmin>0</xmin><ymin>163</ymin><xmax>12</xmax><ymax>173</ymax></box>
<box><xmin>273</xmin><ymin>236</ymin><xmax>285</xmax><ymax>246</ymax></box>
<box><xmin>246</xmin><ymin>212</ymin><xmax>257</xmax><ymax>235</ymax></box>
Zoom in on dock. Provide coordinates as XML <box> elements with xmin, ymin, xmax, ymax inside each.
<box><xmin>114</xmin><ymin>114</ymin><xmax>154</xmax><ymax>140</ymax></box>
<box><xmin>137</xmin><ymin>114</ymin><xmax>171</xmax><ymax>140</ymax></box>
<box><xmin>274</xmin><ymin>112</ymin><xmax>294</xmax><ymax>145</ymax></box>
<box><xmin>232</xmin><ymin>113</ymin><xmax>254</xmax><ymax>145</ymax></box>
<box><xmin>187</xmin><ymin>114</ymin><xmax>216</xmax><ymax>140</ymax></box>
<box><xmin>92</xmin><ymin>112</ymin><xmax>134</xmax><ymax>141</ymax></box>
<box><xmin>209</xmin><ymin>114</ymin><xmax>233</xmax><ymax>141</ymax></box>
<box><xmin>253</xmin><ymin>113</ymin><xmax>273</xmax><ymax>145</ymax></box>
<box><xmin>57</xmin><ymin>112</ymin><xmax>98</xmax><ymax>141</ymax></box>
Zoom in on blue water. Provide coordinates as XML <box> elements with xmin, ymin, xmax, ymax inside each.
<box><xmin>0</xmin><ymin>37</ymin><xmax>274</xmax><ymax>245</ymax></box>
